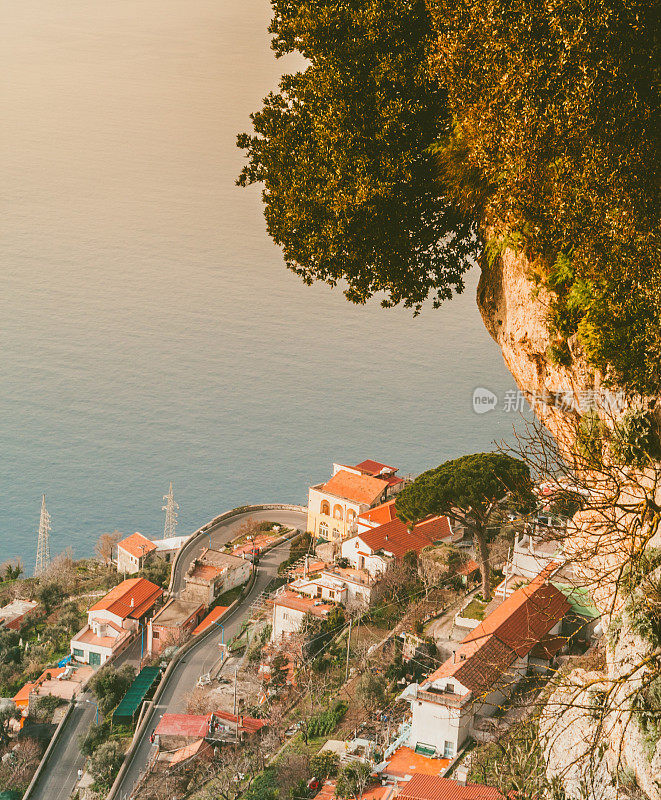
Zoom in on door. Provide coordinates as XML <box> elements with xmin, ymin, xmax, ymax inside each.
<box><xmin>89</xmin><ymin>650</ymin><xmax>101</xmax><ymax>666</ymax></box>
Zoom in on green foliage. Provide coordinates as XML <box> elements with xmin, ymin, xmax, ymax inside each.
<box><xmin>395</xmin><ymin>452</ymin><xmax>532</xmax><ymax>525</ymax></box>
<box><xmin>237</xmin><ymin>0</ymin><xmax>477</xmax><ymax>313</ymax></box>
<box><xmin>634</xmin><ymin>674</ymin><xmax>661</xmax><ymax>758</ymax></box>
<box><xmin>611</xmin><ymin>409</ymin><xmax>661</xmax><ymax>467</ymax></box>
<box><xmin>87</xmin><ymin>740</ymin><xmax>123</xmax><ymax>789</ymax></box>
<box><xmin>304</xmin><ymin>605</ymin><xmax>345</xmax><ymax>660</ymax></box>
<box><xmin>37</xmin><ymin>581</ymin><xmax>62</xmax><ymax>615</ymax></box>
<box><xmin>431</xmin><ymin>0</ymin><xmax>660</xmax><ymax>394</ymax></box>
<box><xmin>356</xmin><ymin>670</ymin><xmax>386</xmax><ymax>711</ymax></box>
<box><xmin>80</xmin><ymin>721</ymin><xmax>111</xmax><ymax>756</ymax></box>
<box><xmin>242</xmin><ymin>768</ymin><xmax>280</xmax><ymax>800</ymax></box>
<box><xmin>137</xmin><ymin>557</ymin><xmax>171</xmax><ymax>589</ymax></box>
<box><xmin>31</xmin><ymin>694</ymin><xmax>64</xmax><ymax>720</ymax></box>
<box><xmin>576</xmin><ymin>411</ymin><xmax>607</xmax><ymax>465</ymax></box>
<box><xmin>89</xmin><ymin>664</ymin><xmax>136</xmax><ymax>716</ymax></box>
<box><xmin>305</xmin><ymin>700</ymin><xmax>348</xmax><ymax>738</ymax></box>
<box><xmin>278</xmin><ymin>532</ymin><xmax>312</xmax><ymax>576</ymax></box>
<box><xmin>309</xmin><ymin>750</ymin><xmax>340</xmax><ymax>782</ymax></box>
<box><xmin>335</xmin><ymin>761</ymin><xmax>374</xmax><ymax>800</ymax></box>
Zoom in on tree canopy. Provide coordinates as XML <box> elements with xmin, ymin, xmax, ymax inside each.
<box><xmin>395</xmin><ymin>453</ymin><xmax>532</xmax><ymax>524</ymax></box>
<box><xmin>431</xmin><ymin>0</ymin><xmax>661</xmax><ymax>394</ymax></box>
<box><xmin>396</xmin><ymin>453</ymin><xmax>532</xmax><ymax>598</ymax></box>
<box><xmin>240</xmin><ymin>0</ymin><xmax>660</xmax><ymax>393</ymax></box>
<box><xmin>237</xmin><ymin>0</ymin><xmax>476</xmax><ymax>312</ymax></box>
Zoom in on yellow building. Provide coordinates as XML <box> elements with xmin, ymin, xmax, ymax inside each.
<box><xmin>307</xmin><ymin>460</ymin><xmax>405</xmax><ymax>542</ymax></box>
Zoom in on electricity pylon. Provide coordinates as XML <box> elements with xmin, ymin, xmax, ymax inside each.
<box><xmin>162</xmin><ymin>481</ymin><xmax>179</xmax><ymax>539</ymax></box>
<box><xmin>34</xmin><ymin>495</ymin><xmax>51</xmax><ymax>576</ymax></box>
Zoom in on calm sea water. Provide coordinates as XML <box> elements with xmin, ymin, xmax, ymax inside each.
<box><xmin>1</xmin><ymin>0</ymin><xmax>521</xmax><ymax>571</ymax></box>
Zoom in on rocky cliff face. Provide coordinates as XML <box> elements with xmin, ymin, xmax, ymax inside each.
<box><xmin>476</xmin><ymin>244</ymin><xmax>598</xmax><ymax>443</ymax></box>
<box><xmin>476</xmin><ymin>246</ymin><xmax>661</xmax><ymax>798</ymax></box>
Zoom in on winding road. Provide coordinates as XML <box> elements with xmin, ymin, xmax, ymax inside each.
<box><xmin>26</xmin><ymin>506</ymin><xmax>306</xmax><ymax>800</ymax></box>
<box><xmin>111</xmin><ymin>535</ymin><xmax>298</xmax><ymax>799</ymax></box>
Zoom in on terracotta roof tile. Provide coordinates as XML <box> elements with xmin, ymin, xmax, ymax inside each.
<box><xmin>353</xmin><ymin>460</ymin><xmax>396</xmax><ymax>475</ymax></box>
<box><xmin>424</xmin><ymin>569</ymin><xmax>570</xmax><ymax>696</ymax></box>
<box><xmin>321</xmin><ymin>470</ymin><xmax>388</xmax><ymax>505</ymax></box>
<box><xmin>383</xmin><ymin>747</ymin><xmax>449</xmax><ymax>778</ymax></box>
<box><xmin>214</xmin><ymin>711</ymin><xmax>268</xmax><ymax>735</ymax></box>
<box><xmin>398</xmin><ymin>775</ymin><xmax>504</xmax><ymax>800</ymax></box>
<box><xmin>273</xmin><ymin>590</ymin><xmax>334</xmax><ymax>618</ymax></box>
<box><xmin>155</xmin><ymin>713</ymin><xmax>213</xmax><ymax>738</ymax></box>
<box><xmin>358</xmin><ymin>500</ymin><xmax>399</xmax><ymax>526</ymax></box>
<box><xmin>89</xmin><ymin>578</ymin><xmax>163</xmax><ymax>620</ymax></box>
<box><xmin>117</xmin><ymin>532</ymin><xmax>157</xmax><ymax>559</ymax></box>
<box><xmin>356</xmin><ymin>515</ymin><xmax>450</xmax><ymax>559</ymax></box>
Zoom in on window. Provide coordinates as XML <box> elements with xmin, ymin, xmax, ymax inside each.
<box><xmin>89</xmin><ymin>651</ymin><xmax>101</xmax><ymax>666</ymax></box>
<box><xmin>73</xmin><ymin>648</ymin><xmax>84</xmax><ymax>658</ymax></box>
<box><xmin>332</xmin><ymin>528</ymin><xmax>340</xmax><ymax>540</ymax></box>
<box><xmin>443</xmin><ymin>741</ymin><xmax>454</xmax><ymax>758</ymax></box>
<box><xmin>152</xmin><ymin>631</ymin><xmax>160</xmax><ymax>639</ymax></box>
<box><xmin>445</xmin><ymin>683</ymin><xmax>454</xmax><ymax>694</ymax></box>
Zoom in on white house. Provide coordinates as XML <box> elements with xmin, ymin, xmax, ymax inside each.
<box><xmin>341</xmin><ymin>515</ymin><xmax>453</xmax><ymax>578</ymax></box>
<box><xmin>116</xmin><ymin>532</ymin><xmax>157</xmax><ymax>575</ymax></box>
<box><xmin>307</xmin><ymin>460</ymin><xmax>405</xmax><ymax>542</ymax></box>
<box><xmin>270</xmin><ymin>589</ymin><xmax>334</xmax><ymax>641</ymax></box>
<box><xmin>401</xmin><ymin>566</ymin><xmax>570</xmax><ymax>759</ymax></box>
<box><xmin>116</xmin><ymin>532</ymin><xmax>192</xmax><ymax>575</ymax></box>
<box><xmin>71</xmin><ymin>577</ymin><xmax>163</xmax><ymax>666</ymax></box>
<box><xmin>511</xmin><ymin>527</ymin><xmax>565</xmax><ymax>580</ymax></box>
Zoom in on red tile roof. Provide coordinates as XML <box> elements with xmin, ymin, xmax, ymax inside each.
<box><xmin>155</xmin><ymin>713</ymin><xmax>212</xmax><ymax>739</ymax></box>
<box><xmin>424</xmin><ymin>569</ymin><xmax>570</xmax><ymax>696</ymax></box>
<box><xmin>89</xmin><ymin>578</ymin><xmax>163</xmax><ymax>620</ymax></box>
<box><xmin>273</xmin><ymin>590</ymin><xmax>334</xmax><ymax>618</ymax></box>
<box><xmin>192</xmin><ymin>606</ymin><xmax>230</xmax><ymax>636</ymax></box>
<box><xmin>383</xmin><ymin>747</ymin><xmax>449</xmax><ymax>778</ymax></box>
<box><xmin>321</xmin><ymin>470</ymin><xmax>388</xmax><ymax>505</ymax></box>
<box><xmin>354</xmin><ymin>460</ymin><xmax>396</xmax><ymax>475</ymax></box>
<box><xmin>358</xmin><ymin>500</ymin><xmax>399</xmax><ymax>526</ymax></box>
<box><xmin>314</xmin><ymin>781</ymin><xmax>394</xmax><ymax>800</ymax></box>
<box><xmin>117</xmin><ymin>532</ymin><xmax>157</xmax><ymax>559</ymax></box>
<box><xmin>398</xmin><ymin>775</ymin><xmax>504</xmax><ymax>800</ymax></box>
<box><xmin>214</xmin><ymin>710</ymin><xmax>268</xmax><ymax>735</ymax></box>
<box><xmin>357</xmin><ymin>515</ymin><xmax>451</xmax><ymax>559</ymax></box>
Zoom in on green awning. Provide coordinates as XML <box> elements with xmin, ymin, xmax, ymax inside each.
<box><xmin>552</xmin><ymin>582</ymin><xmax>601</xmax><ymax>619</ymax></box>
<box><xmin>112</xmin><ymin>666</ymin><xmax>161</xmax><ymax>725</ymax></box>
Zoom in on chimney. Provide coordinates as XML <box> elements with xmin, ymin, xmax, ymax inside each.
<box><xmin>130</xmin><ymin>597</ymin><xmax>135</xmax><ymax>608</ymax></box>
<box><xmin>453</xmin><ymin>650</ymin><xmax>457</xmax><ymax>663</ymax></box>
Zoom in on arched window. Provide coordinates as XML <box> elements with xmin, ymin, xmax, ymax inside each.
<box><xmin>320</xmin><ymin>500</ymin><xmax>330</xmax><ymax>516</ymax></box>
<box><xmin>332</xmin><ymin>528</ymin><xmax>340</xmax><ymax>540</ymax></box>
<box><xmin>346</xmin><ymin>509</ymin><xmax>356</xmax><ymax>526</ymax></box>
<box><xmin>333</xmin><ymin>505</ymin><xmax>344</xmax><ymax>521</ymax></box>
<box><xmin>318</xmin><ymin>522</ymin><xmax>329</xmax><ymax>539</ymax></box>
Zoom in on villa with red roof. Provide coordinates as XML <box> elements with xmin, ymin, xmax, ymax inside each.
<box><xmin>340</xmin><ymin>514</ymin><xmax>454</xmax><ymax>578</ymax></box>
<box><xmin>270</xmin><ymin>587</ymin><xmax>335</xmax><ymax>641</ymax></box>
<box><xmin>307</xmin><ymin>461</ymin><xmax>407</xmax><ymax>543</ymax></box>
<box><xmin>71</xmin><ymin>577</ymin><xmax>163</xmax><ymax>666</ymax></box>
<box><xmin>116</xmin><ymin>532</ymin><xmax>157</xmax><ymax>574</ymax></box>
<box><xmin>399</xmin><ymin>566</ymin><xmax>570</xmax><ymax>759</ymax></box>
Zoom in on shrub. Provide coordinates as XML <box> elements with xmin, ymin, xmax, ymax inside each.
<box><xmin>88</xmin><ymin>740</ymin><xmax>123</xmax><ymax>789</ymax></box>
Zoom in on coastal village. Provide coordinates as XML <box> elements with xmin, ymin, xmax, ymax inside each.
<box><xmin>0</xmin><ymin>460</ymin><xmax>601</xmax><ymax>800</ymax></box>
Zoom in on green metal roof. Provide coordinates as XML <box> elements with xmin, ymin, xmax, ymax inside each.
<box><xmin>112</xmin><ymin>666</ymin><xmax>161</xmax><ymax>724</ymax></box>
<box><xmin>552</xmin><ymin>582</ymin><xmax>601</xmax><ymax>619</ymax></box>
